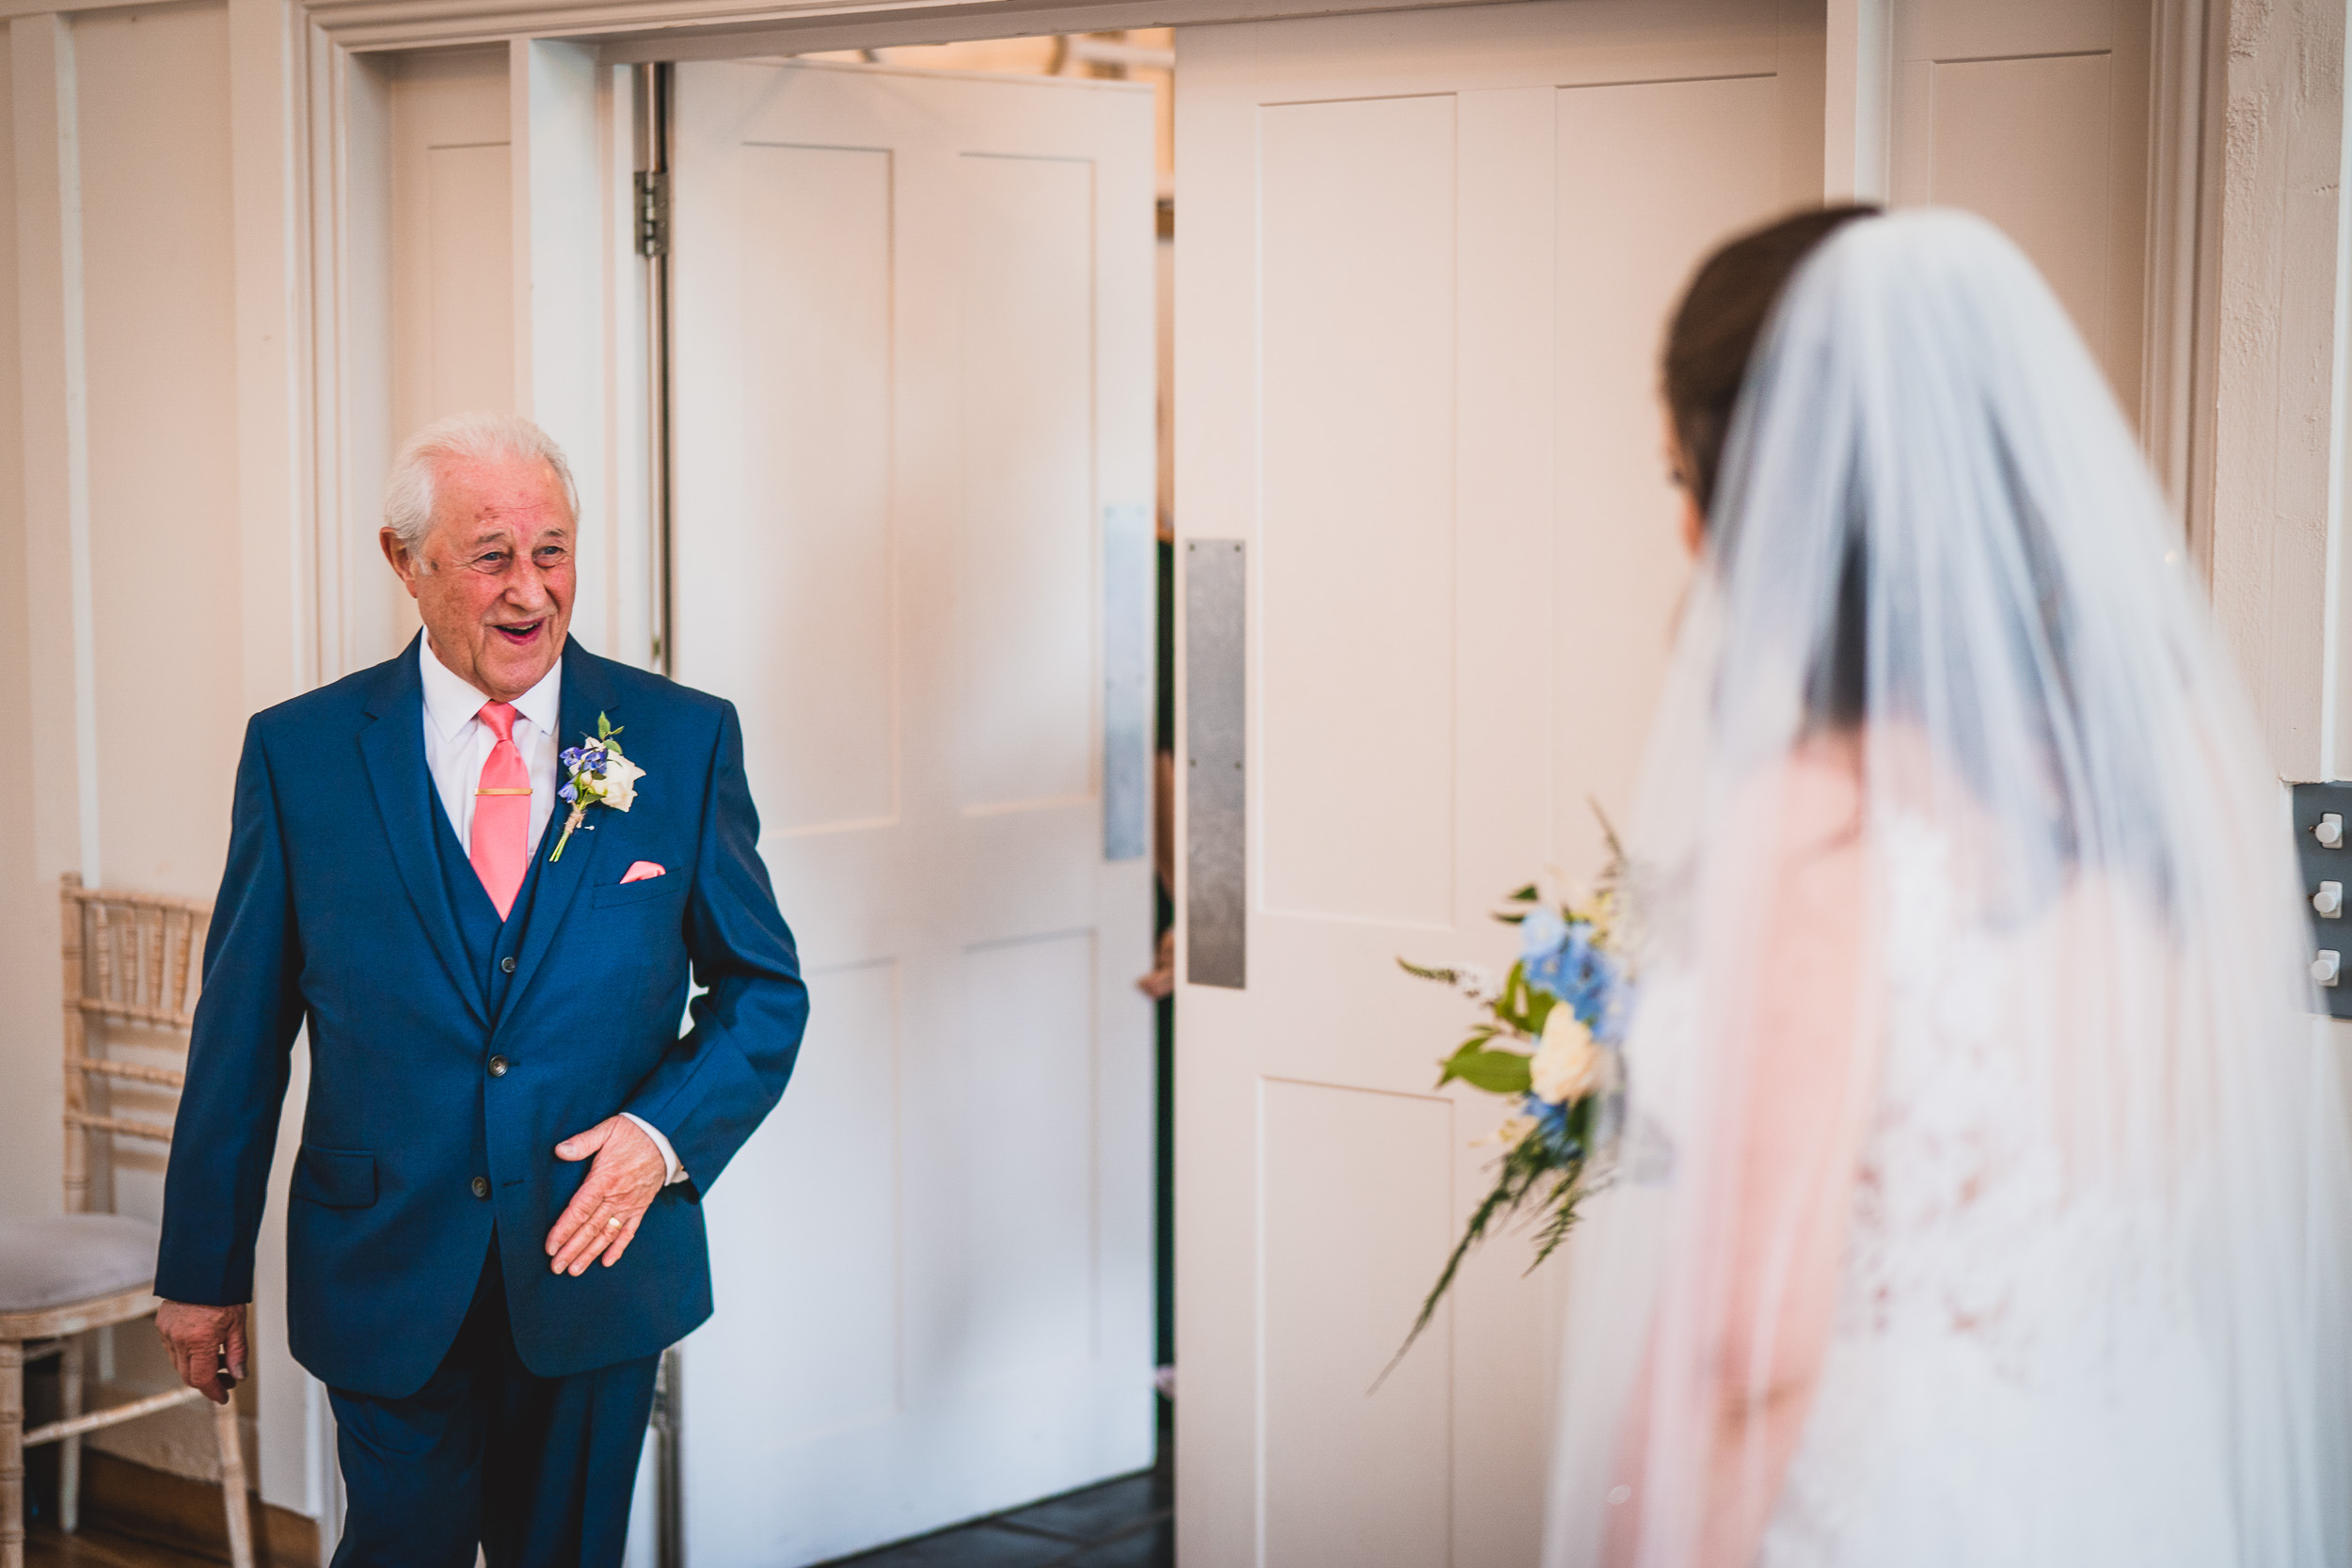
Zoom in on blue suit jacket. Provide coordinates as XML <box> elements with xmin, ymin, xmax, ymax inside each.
<box><xmin>156</xmin><ymin>636</ymin><xmax>809</xmax><ymax>1398</ymax></box>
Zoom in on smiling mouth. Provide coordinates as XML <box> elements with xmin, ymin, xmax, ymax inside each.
<box><xmin>492</xmin><ymin>621</ymin><xmax>546</xmax><ymax>646</ymax></box>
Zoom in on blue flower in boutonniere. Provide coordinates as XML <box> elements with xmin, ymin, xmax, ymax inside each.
<box><xmin>549</xmin><ymin>712</ymin><xmax>645</xmax><ymax>863</ymax></box>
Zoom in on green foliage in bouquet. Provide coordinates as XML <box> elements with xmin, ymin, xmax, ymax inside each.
<box><xmin>1381</xmin><ymin>815</ymin><xmax>1633</xmax><ymax>1380</ymax></box>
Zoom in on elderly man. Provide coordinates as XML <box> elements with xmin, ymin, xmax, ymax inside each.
<box><xmin>151</xmin><ymin>411</ymin><xmax>808</xmax><ymax>1563</ymax></box>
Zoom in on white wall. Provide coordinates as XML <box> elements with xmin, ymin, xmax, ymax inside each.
<box><xmin>2206</xmin><ymin>0</ymin><xmax>2348</xmax><ymax>784</ymax></box>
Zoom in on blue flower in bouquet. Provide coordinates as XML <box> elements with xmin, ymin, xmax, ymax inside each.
<box><xmin>1524</xmin><ymin>916</ymin><xmax>1626</xmax><ymax>1034</ymax></box>
<box><xmin>1519</xmin><ymin>905</ymin><xmax>1567</xmax><ymax>961</ymax></box>
<box><xmin>1526</xmin><ymin>1094</ymin><xmax>1580</xmax><ymax>1160</ymax></box>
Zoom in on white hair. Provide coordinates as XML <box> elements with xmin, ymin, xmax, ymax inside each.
<box><xmin>382</xmin><ymin>410</ymin><xmax>579</xmax><ymax>566</ymax></box>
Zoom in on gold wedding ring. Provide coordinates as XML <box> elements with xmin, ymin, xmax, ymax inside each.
<box><xmin>607</xmin><ymin>1216</ymin><xmax>623</xmax><ymax>1230</ymax></box>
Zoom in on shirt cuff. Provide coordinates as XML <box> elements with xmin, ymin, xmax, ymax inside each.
<box><xmin>622</xmin><ymin>1113</ymin><xmax>687</xmax><ymax>1185</ymax></box>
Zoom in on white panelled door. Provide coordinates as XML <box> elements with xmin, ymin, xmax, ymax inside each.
<box><xmin>669</xmin><ymin>59</ymin><xmax>1158</xmax><ymax>1567</ymax></box>
<box><xmin>1174</xmin><ymin>4</ymin><xmax>1821</xmax><ymax>1564</ymax></box>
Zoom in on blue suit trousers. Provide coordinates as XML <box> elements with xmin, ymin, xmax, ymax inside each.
<box><xmin>326</xmin><ymin>1239</ymin><xmax>658</xmax><ymax>1568</ymax></box>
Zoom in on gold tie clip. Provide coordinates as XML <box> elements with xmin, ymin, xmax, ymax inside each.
<box><xmin>475</xmin><ymin>786</ymin><xmax>532</xmax><ymax>796</ymax></box>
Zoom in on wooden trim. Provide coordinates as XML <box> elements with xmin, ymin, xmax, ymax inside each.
<box><xmin>588</xmin><ymin>0</ymin><xmax>1504</xmax><ymax>63</ymax></box>
<box><xmin>0</xmin><ymin>0</ymin><xmax>1534</xmax><ymax>50</ymax></box>
<box><xmin>0</xmin><ymin>1286</ymin><xmax>159</xmax><ymax>1343</ymax></box>
<box><xmin>1822</xmin><ymin>0</ymin><xmax>1890</xmax><ymax>200</ymax></box>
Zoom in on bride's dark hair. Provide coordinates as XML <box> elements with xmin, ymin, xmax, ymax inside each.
<box><xmin>1665</xmin><ymin>205</ymin><xmax>1880</xmax><ymax>728</ymax></box>
<box><xmin>1663</xmin><ymin>204</ymin><xmax>1880</xmax><ymax>516</ymax></box>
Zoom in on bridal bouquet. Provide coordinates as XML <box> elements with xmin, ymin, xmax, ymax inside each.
<box><xmin>1390</xmin><ymin>821</ymin><xmax>1633</xmax><ymax>1363</ymax></box>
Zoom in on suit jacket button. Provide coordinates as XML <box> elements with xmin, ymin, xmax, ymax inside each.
<box><xmin>500</xmin><ymin>956</ymin><xmax>516</xmax><ymax>974</ymax></box>
<box><xmin>488</xmin><ymin>1055</ymin><xmax>509</xmax><ymax>1078</ymax></box>
<box><xmin>470</xmin><ymin>1176</ymin><xmax>490</xmax><ymax>1199</ymax></box>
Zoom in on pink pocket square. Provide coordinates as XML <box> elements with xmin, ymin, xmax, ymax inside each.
<box><xmin>621</xmin><ymin>861</ymin><xmax>666</xmax><ymax>883</ymax></box>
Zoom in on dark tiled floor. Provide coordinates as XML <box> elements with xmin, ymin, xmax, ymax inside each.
<box><xmin>818</xmin><ymin>1462</ymin><xmax>1172</xmax><ymax>1568</ymax></box>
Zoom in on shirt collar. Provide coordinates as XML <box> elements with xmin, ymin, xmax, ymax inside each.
<box><xmin>419</xmin><ymin>637</ymin><xmax>564</xmax><ymax>742</ymax></box>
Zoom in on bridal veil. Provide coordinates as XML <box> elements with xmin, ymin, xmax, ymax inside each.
<box><xmin>1544</xmin><ymin>210</ymin><xmax>2352</xmax><ymax>1567</ymax></box>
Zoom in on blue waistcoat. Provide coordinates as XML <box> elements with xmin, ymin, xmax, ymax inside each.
<box><xmin>431</xmin><ymin>776</ymin><xmax>547</xmax><ymax>1025</ymax></box>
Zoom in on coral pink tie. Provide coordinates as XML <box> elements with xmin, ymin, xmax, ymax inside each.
<box><xmin>469</xmin><ymin>702</ymin><xmax>530</xmax><ymax>921</ymax></box>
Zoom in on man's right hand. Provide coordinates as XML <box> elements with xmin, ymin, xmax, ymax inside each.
<box><xmin>155</xmin><ymin>1300</ymin><xmax>248</xmax><ymax>1405</ymax></box>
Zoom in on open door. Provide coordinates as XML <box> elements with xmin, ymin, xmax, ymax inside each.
<box><xmin>667</xmin><ymin>57</ymin><xmax>1159</xmax><ymax>1566</ymax></box>
<box><xmin>1172</xmin><ymin>3</ymin><xmax>1823</xmax><ymax>1563</ymax></box>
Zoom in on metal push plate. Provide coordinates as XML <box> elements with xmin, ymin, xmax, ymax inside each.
<box><xmin>1184</xmin><ymin>540</ymin><xmax>1247</xmax><ymax>989</ymax></box>
<box><xmin>2291</xmin><ymin>782</ymin><xmax>2352</xmax><ymax>1019</ymax></box>
<box><xmin>1103</xmin><ymin>503</ymin><xmax>1153</xmax><ymax>863</ymax></box>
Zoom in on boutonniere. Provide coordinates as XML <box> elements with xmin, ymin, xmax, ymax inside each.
<box><xmin>549</xmin><ymin>712</ymin><xmax>645</xmax><ymax>862</ymax></box>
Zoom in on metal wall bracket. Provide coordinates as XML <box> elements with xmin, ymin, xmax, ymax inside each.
<box><xmin>2290</xmin><ymin>783</ymin><xmax>2352</xmax><ymax>1019</ymax></box>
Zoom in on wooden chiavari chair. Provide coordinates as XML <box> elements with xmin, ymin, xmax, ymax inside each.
<box><xmin>0</xmin><ymin>874</ymin><xmax>252</xmax><ymax>1568</ymax></box>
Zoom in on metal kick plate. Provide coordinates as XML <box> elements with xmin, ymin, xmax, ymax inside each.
<box><xmin>1185</xmin><ymin>540</ymin><xmax>1247</xmax><ymax>989</ymax></box>
<box><xmin>2292</xmin><ymin>782</ymin><xmax>2352</xmax><ymax>1020</ymax></box>
<box><xmin>1103</xmin><ymin>503</ymin><xmax>1152</xmax><ymax>863</ymax></box>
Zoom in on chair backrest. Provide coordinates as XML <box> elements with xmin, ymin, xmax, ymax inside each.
<box><xmin>59</xmin><ymin>874</ymin><xmax>212</xmax><ymax>1215</ymax></box>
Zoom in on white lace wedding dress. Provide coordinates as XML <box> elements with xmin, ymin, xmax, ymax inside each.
<box><xmin>1758</xmin><ymin>826</ymin><xmax>2237</xmax><ymax>1568</ymax></box>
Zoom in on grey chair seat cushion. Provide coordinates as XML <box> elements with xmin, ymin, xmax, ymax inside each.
<box><xmin>0</xmin><ymin>1213</ymin><xmax>160</xmax><ymax>1314</ymax></box>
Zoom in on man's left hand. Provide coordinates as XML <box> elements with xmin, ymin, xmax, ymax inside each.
<box><xmin>546</xmin><ymin>1116</ymin><xmax>668</xmax><ymax>1275</ymax></box>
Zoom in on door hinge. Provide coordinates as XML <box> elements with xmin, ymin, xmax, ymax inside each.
<box><xmin>635</xmin><ymin>170</ymin><xmax>670</xmax><ymax>259</ymax></box>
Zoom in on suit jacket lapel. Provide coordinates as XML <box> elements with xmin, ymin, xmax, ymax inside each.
<box><xmin>492</xmin><ymin>638</ymin><xmax>616</xmax><ymax>1039</ymax></box>
<box><xmin>358</xmin><ymin>637</ymin><xmax>487</xmax><ymax>1029</ymax></box>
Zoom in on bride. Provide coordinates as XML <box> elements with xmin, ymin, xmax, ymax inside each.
<box><xmin>1544</xmin><ymin>207</ymin><xmax>2352</xmax><ymax>1568</ymax></box>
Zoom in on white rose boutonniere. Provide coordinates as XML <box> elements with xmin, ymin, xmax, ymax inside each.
<box><xmin>550</xmin><ymin>712</ymin><xmax>644</xmax><ymax>862</ymax></box>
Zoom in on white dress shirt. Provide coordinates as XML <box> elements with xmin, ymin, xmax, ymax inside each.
<box><xmin>418</xmin><ymin>639</ymin><xmax>685</xmax><ymax>1186</ymax></box>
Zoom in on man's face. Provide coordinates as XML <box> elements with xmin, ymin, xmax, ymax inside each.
<box><xmin>381</xmin><ymin>452</ymin><xmax>575</xmax><ymax>703</ymax></box>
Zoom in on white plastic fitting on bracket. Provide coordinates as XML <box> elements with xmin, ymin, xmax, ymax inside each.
<box><xmin>2316</xmin><ymin>881</ymin><xmax>2344</xmax><ymax>918</ymax></box>
<box><xmin>2315</xmin><ymin>951</ymin><xmax>2343</xmax><ymax>988</ymax></box>
<box><xmin>2320</xmin><ymin>813</ymin><xmax>2344</xmax><ymax>849</ymax></box>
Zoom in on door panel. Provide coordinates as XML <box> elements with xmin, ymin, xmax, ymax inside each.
<box><xmin>671</xmin><ymin>58</ymin><xmax>1157</xmax><ymax>1567</ymax></box>
<box><xmin>1890</xmin><ymin>0</ymin><xmax>2152</xmax><ymax>412</ymax></box>
<box><xmin>1174</xmin><ymin>6</ymin><xmax>1821</xmax><ymax>1563</ymax></box>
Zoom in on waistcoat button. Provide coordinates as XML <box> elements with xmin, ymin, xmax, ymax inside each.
<box><xmin>501</xmin><ymin>956</ymin><xmax>517</xmax><ymax>974</ymax></box>
<box><xmin>470</xmin><ymin>1176</ymin><xmax>490</xmax><ymax>1199</ymax></box>
<box><xmin>488</xmin><ymin>1055</ymin><xmax>509</xmax><ymax>1078</ymax></box>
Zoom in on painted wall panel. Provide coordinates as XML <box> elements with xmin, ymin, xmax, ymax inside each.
<box><xmin>1262</xmin><ymin>1079</ymin><xmax>1454</xmax><ymax>1568</ymax></box>
<box><xmin>1928</xmin><ymin>54</ymin><xmax>2115</xmax><ymax>366</ymax></box>
<box><xmin>955</xmin><ymin>152</ymin><xmax>1097</xmax><ymax>813</ymax></box>
<box><xmin>1553</xmin><ymin>73</ymin><xmax>1788</xmax><ymax>863</ymax></box>
<box><xmin>1890</xmin><ymin>0</ymin><xmax>2150</xmax><ymax>416</ymax></box>
<box><xmin>68</xmin><ymin>0</ymin><xmax>252</xmax><ymax>1484</ymax></box>
<box><xmin>1259</xmin><ymin>92</ymin><xmax>1456</xmax><ymax>929</ymax></box>
<box><xmin>739</xmin><ymin>142</ymin><xmax>897</xmax><ymax>834</ymax></box>
<box><xmin>370</xmin><ymin>42</ymin><xmax>510</xmax><ymax>668</ymax></box>
<box><xmin>927</xmin><ymin>931</ymin><xmax>1099</xmax><ymax>1389</ymax></box>
<box><xmin>705</xmin><ymin>958</ymin><xmax>903</xmax><ymax>1434</ymax></box>
<box><xmin>76</xmin><ymin>1</ymin><xmax>241</xmax><ymax>901</ymax></box>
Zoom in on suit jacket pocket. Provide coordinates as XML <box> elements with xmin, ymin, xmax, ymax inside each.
<box><xmin>592</xmin><ymin>875</ymin><xmax>685</xmax><ymax>911</ymax></box>
<box><xmin>292</xmin><ymin>1146</ymin><xmax>377</xmax><ymax>1209</ymax></box>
